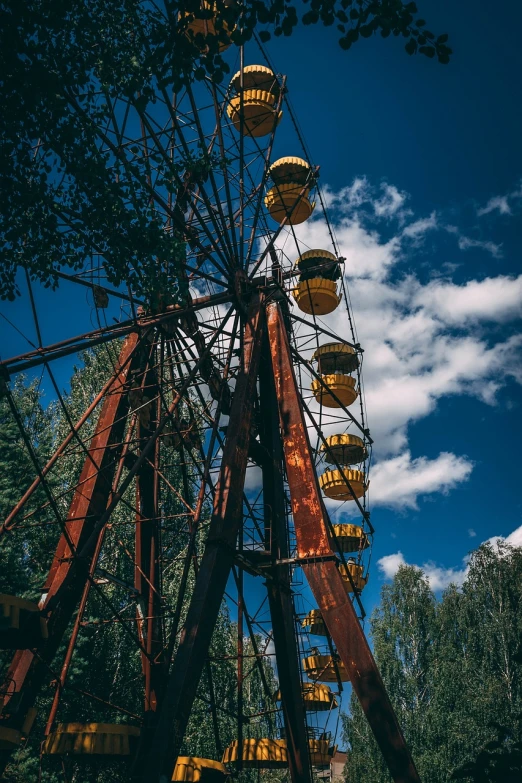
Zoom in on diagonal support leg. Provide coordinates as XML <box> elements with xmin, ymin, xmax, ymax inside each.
<box><xmin>0</xmin><ymin>333</ymin><xmax>140</xmax><ymax>774</ymax></box>
<box><xmin>266</xmin><ymin>301</ymin><xmax>421</xmax><ymax>783</ymax></box>
<box><xmin>143</xmin><ymin>294</ymin><xmax>264</xmax><ymax>783</ymax></box>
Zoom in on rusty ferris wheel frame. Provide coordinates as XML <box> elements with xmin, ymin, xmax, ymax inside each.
<box><xmin>0</xmin><ymin>14</ymin><xmax>421</xmax><ymax>783</ymax></box>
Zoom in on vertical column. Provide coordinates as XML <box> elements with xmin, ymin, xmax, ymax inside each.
<box><xmin>266</xmin><ymin>301</ymin><xmax>421</xmax><ymax>783</ymax></box>
<box><xmin>260</xmin><ymin>329</ymin><xmax>312</xmax><ymax>783</ymax></box>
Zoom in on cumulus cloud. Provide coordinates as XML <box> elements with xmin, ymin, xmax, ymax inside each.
<box><xmin>373</xmin><ymin>183</ymin><xmax>410</xmax><ymax>220</ymax></box>
<box><xmin>369</xmin><ymin>451</ymin><xmax>473</xmax><ymax>510</ymax></box>
<box><xmin>377</xmin><ymin>550</ymin><xmax>468</xmax><ymax>590</ymax></box>
<box><xmin>414</xmin><ymin>275</ymin><xmax>522</xmax><ymax>324</ymax></box>
<box><xmin>378</xmin><ymin>521</ymin><xmax>522</xmax><ymax>591</ymax></box>
<box><xmin>271</xmin><ymin>177</ymin><xmax>522</xmax><ymax>511</ymax></box>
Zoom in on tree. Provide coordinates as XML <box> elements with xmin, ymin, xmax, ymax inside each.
<box><xmin>0</xmin><ymin>0</ymin><xmax>451</xmax><ymax>305</ymax></box>
<box><xmin>342</xmin><ymin>546</ymin><xmax>522</xmax><ymax>783</ymax></box>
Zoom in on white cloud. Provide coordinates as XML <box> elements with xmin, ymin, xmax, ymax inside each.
<box><xmin>378</xmin><ymin>552</ymin><xmax>406</xmax><ymax>579</ymax></box>
<box><xmin>477</xmin><ymin>194</ymin><xmax>511</xmax><ymax>217</ymax></box>
<box><xmin>377</xmin><ymin>520</ymin><xmax>522</xmax><ymax>591</ymax></box>
<box><xmin>370</xmin><ymin>451</ymin><xmax>473</xmax><ymax>510</ymax></box>
<box><xmin>402</xmin><ymin>211</ymin><xmax>438</xmax><ymax>239</ymax></box>
<box><xmin>506</xmin><ymin>525</ymin><xmax>522</xmax><ymax>547</ymax></box>
<box><xmin>414</xmin><ymin>275</ymin><xmax>522</xmax><ymax>324</ymax></box>
<box><xmin>281</xmin><ymin>180</ymin><xmax>522</xmax><ymax>466</ymax></box>
<box><xmin>457</xmin><ymin>235</ymin><xmax>503</xmax><ymax>257</ymax></box>
<box><xmin>373</xmin><ymin>183</ymin><xmax>410</xmax><ymax>220</ymax></box>
<box><xmin>377</xmin><ymin>550</ymin><xmax>468</xmax><ymax>590</ymax></box>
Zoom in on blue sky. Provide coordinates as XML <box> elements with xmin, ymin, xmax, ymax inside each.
<box><xmin>252</xmin><ymin>0</ymin><xmax>522</xmax><ymax>612</ymax></box>
<box><xmin>1</xmin><ymin>0</ymin><xmax>521</xmax><ymax>645</ymax></box>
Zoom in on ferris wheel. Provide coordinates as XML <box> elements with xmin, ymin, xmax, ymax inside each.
<box><xmin>0</xmin><ymin>5</ymin><xmax>420</xmax><ymax>783</ymax></box>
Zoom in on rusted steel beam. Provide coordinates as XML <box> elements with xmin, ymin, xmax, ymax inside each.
<box><xmin>0</xmin><ymin>346</ymin><xmax>141</xmax><ymax>537</ymax></box>
<box><xmin>0</xmin><ymin>333</ymin><xmax>139</xmax><ymax>775</ymax></box>
<box><xmin>266</xmin><ymin>301</ymin><xmax>421</xmax><ymax>783</ymax></box>
<box><xmin>135</xmin><ymin>372</ymin><xmax>165</xmax><ymax>716</ymax></box>
<box><xmin>259</xmin><ymin>331</ymin><xmax>312</xmax><ymax>783</ymax></box>
<box><xmin>142</xmin><ymin>294</ymin><xmax>264</xmax><ymax>783</ymax></box>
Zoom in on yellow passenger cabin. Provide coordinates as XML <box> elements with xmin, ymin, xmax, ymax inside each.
<box><xmin>227</xmin><ymin>65</ymin><xmax>283</xmax><ymax>137</ymax></box>
<box><xmin>301</xmin><ymin>608</ymin><xmax>327</xmax><ymax>636</ymax></box>
<box><xmin>302</xmin><ymin>654</ymin><xmax>350</xmax><ymax>682</ymax></box>
<box><xmin>338</xmin><ymin>559</ymin><xmax>368</xmax><ymax>593</ymax></box>
<box><xmin>274</xmin><ymin>682</ymin><xmax>339</xmax><ymax>712</ymax></box>
<box><xmin>319</xmin><ymin>467</ymin><xmax>367</xmax><ymax>500</ymax></box>
<box><xmin>183</xmin><ymin>0</ymin><xmax>233</xmax><ymax>51</ymax></box>
<box><xmin>265</xmin><ymin>157</ymin><xmax>315</xmax><ymax>225</ymax></box>
<box><xmin>292</xmin><ymin>250</ymin><xmax>341</xmax><ymax>315</ymax></box>
<box><xmin>331</xmin><ymin>522</ymin><xmax>369</xmax><ymax>552</ymax></box>
<box><xmin>321</xmin><ymin>433</ymin><xmax>367</xmax><ymax>465</ymax></box>
<box><xmin>311</xmin><ymin>343</ymin><xmax>360</xmax><ymax>407</ymax></box>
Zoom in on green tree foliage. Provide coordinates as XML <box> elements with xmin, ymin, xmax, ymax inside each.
<box><xmin>342</xmin><ymin>546</ymin><xmax>522</xmax><ymax>783</ymax></box>
<box><xmin>0</xmin><ymin>0</ymin><xmax>450</xmax><ymax>304</ymax></box>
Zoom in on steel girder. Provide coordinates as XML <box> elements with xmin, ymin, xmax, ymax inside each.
<box><xmin>266</xmin><ymin>301</ymin><xmax>421</xmax><ymax>783</ymax></box>
<box><xmin>259</xmin><ymin>329</ymin><xmax>312</xmax><ymax>783</ymax></box>
<box><xmin>142</xmin><ymin>293</ymin><xmax>265</xmax><ymax>782</ymax></box>
<box><xmin>0</xmin><ymin>333</ymin><xmax>139</xmax><ymax>774</ymax></box>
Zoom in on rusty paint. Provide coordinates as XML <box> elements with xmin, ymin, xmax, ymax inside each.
<box><xmin>266</xmin><ymin>301</ymin><xmax>421</xmax><ymax>783</ymax></box>
<box><xmin>142</xmin><ymin>294</ymin><xmax>265</xmax><ymax>783</ymax></box>
<box><xmin>0</xmin><ymin>333</ymin><xmax>139</xmax><ymax>775</ymax></box>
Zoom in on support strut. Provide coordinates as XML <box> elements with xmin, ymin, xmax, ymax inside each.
<box><xmin>259</xmin><ymin>329</ymin><xmax>312</xmax><ymax>783</ymax></box>
<box><xmin>142</xmin><ymin>294</ymin><xmax>264</xmax><ymax>782</ymax></box>
<box><xmin>0</xmin><ymin>333</ymin><xmax>139</xmax><ymax>774</ymax></box>
<box><xmin>266</xmin><ymin>301</ymin><xmax>421</xmax><ymax>783</ymax></box>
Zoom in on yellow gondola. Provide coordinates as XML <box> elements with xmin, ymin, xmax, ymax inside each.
<box><xmin>319</xmin><ymin>468</ymin><xmax>367</xmax><ymax>500</ymax></box>
<box><xmin>331</xmin><ymin>523</ymin><xmax>369</xmax><ymax>552</ymax></box>
<box><xmin>301</xmin><ymin>608</ymin><xmax>327</xmax><ymax>636</ymax></box>
<box><xmin>183</xmin><ymin>0</ymin><xmax>233</xmax><ymax>51</ymax></box>
<box><xmin>42</xmin><ymin>723</ymin><xmax>140</xmax><ymax>756</ymax></box>
<box><xmin>227</xmin><ymin>65</ymin><xmax>283</xmax><ymax>137</ymax></box>
<box><xmin>311</xmin><ymin>372</ymin><xmax>357</xmax><ymax>406</ymax></box>
<box><xmin>302</xmin><ymin>654</ymin><xmax>350</xmax><ymax>682</ymax></box>
<box><xmin>274</xmin><ymin>682</ymin><xmax>339</xmax><ymax>712</ymax></box>
<box><xmin>338</xmin><ymin>560</ymin><xmax>368</xmax><ymax>593</ymax></box>
<box><xmin>292</xmin><ymin>249</ymin><xmax>341</xmax><ymax>315</ymax></box>
<box><xmin>293</xmin><ymin>278</ymin><xmax>340</xmax><ymax>315</ymax></box>
<box><xmin>312</xmin><ymin>342</ymin><xmax>359</xmax><ymax>374</ymax></box>
<box><xmin>309</xmin><ymin>738</ymin><xmax>336</xmax><ymax>766</ymax></box>
<box><xmin>265</xmin><ymin>157</ymin><xmax>315</xmax><ymax>225</ymax></box>
<box><xmin>321</xmin><ymin>433</ymin><xmax>367</xmax><ymax>465</ymax></box>
<box><xmin>172</xmin><ymin>756</ymin><xmax>227</xmax><ymax>781</ymax></box>
<box><xmin>222</xmin><ymin>738</ymin><xmax>287</xmax><ymax>768</ymax></box>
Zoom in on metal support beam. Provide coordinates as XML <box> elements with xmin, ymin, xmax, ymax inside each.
<box><xmin>266</xmin><ymin>301</ymin><xmax>421</xmax><ymax>783</ymax></box>
<box><xmin>142</xmin><ymin>294</ymin><xmax>264</xmax><ymax>783</ymax></box>
<box><xmin>135</xmin><ymin>368</ymin><xmax>165</xmax><ymax>715</ymax></box>
<box><xmin>260</xmin><ymin>330</ymin><xmax>312</xmax><ymax>783</ymax></box>
<box><xmin>0</xmin><ymin>333</ymin><xmax>139</xmax><ymax>774</ymax></box>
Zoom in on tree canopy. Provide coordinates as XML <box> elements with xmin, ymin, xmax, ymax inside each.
<box><xmin>0</xmin><ymin>0</ymin><xmax>451</xmax><ymax>305</ymax></box>
<box><xmin>343</xmin><ymin>546</ymin><xmax>522</xmax><ymax>783</ymax></box>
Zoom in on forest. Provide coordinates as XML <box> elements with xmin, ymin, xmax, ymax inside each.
<box><xmin>343</xmin><ymin>548</ymin><xmax>522</xmax><ymax>783</ymax></box>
